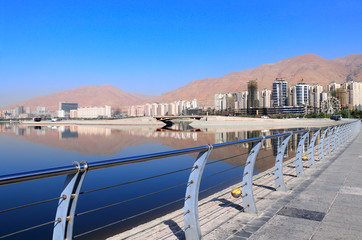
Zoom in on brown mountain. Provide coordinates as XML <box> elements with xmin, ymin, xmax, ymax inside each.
<box><xmin>154</xmin><ymin>54</ymin><xmax>362</xmax><ymax>106</ymax></box>
<box><xmin>3</xmin><ymin>84</ymin><xmax>155</xmax><ymax>111</ymax></box>
<box><xmin>4</xmin><ymin>53</ymin><xmax>361</xmax><ymax>110</ymax></box>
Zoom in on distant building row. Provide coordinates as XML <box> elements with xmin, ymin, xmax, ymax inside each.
<box><xmin>58</xmin><ymin>102</ymin><xmax>111</xmax><ymax>119</ymax></box>
<box><xmin>1</xmin><ymin>102</ymin><xmax>111</xmax><ymax>119</ymax></box>
<box><xmin>128</xmin><ymin>99</ymin><xmax>198</xmax><ymax>117</ymax></box>
<box><xmin>215</xmin><ymin>79</ymin><xmax>362</xmax><ymax>111</ymax></box>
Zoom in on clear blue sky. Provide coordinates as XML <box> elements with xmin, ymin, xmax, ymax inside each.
<box><xmin>1</xmin><ymin>0</ymin><xmax>361</xmax><ymax>107</ymax></box>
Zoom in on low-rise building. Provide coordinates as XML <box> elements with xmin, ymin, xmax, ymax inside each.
<box><xmin>75</xmin><ymin>106</ymin><xmax>111</xmax><ymax>118</ymax></box>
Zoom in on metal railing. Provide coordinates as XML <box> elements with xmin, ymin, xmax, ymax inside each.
<box><xmin>0</xmin><ymin>120</ymin><xmax>360</xmax><ymax>240</ymax></box>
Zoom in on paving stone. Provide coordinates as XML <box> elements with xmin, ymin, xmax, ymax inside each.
<box><xmin>234</xmin><ymin>230</ymin><xmax>252</xmax><ymax>238</ymax></box>
<box><xmin>248</xmin><ymin>215</ymin><xmax>319</xmax><ymax>240</ymax></box>
<box><xmin>311</xmin><ymin>222</ymin><xmax>362</xmax><ymax>240</ymax></box>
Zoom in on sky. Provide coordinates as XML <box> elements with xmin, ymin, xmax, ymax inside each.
<box><xmin>1</xmin><ymin>0</ymin><xmax>361</xmax><ymax>107</ymax></box>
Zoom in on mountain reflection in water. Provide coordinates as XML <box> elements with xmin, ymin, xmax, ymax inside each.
<box><xmin>0</xmin><ymin>123</ymin><xmax>309</xmax><ymax>172</ymax></box>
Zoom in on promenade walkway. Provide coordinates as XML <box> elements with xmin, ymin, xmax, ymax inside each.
<box><xmin>109</xmin><ymin>123</ymin><xmax>361</xmax><ymax>240</ymax></box>
<box><xmin>227</xmin><ymin>124</ymin><xmax>362</xmax><ymax>240</ymax></box>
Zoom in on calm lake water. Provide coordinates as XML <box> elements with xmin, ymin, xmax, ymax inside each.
<box><xmin>0</xmin><ymin>122</ymin><xmax>306</xmax><ymax>240</ymax></box>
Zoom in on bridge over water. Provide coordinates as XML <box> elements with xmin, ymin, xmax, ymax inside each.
<box><xmin>153</xmin><ymin>116</ymin><xmax>204</xmax><ymax>121</ymax></box>
<box><xmin>0</xmin><ymin>120</ymin><xmax>360</xmax><ymax>240</ymax></box>
<box><xmin>154</xmin><ymin>115</ymin><xmax>203</xmax><ymax>125</ymax></box>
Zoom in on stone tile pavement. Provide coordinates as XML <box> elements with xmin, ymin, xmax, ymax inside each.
<box><xmin>228</xmin><ymin>123</ymin><xmax>362</xmax><ymax>240</ymax></box>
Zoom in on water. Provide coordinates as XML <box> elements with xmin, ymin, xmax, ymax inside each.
<box><xmin>0</xmin><ymin>122</ymin><xmax>306</xmax><ymax>240</ymax></box>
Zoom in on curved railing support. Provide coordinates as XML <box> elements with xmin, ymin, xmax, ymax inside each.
<box><xmin>274</xmin><ymin>134</ymin><xmax>292</xmax><ymax>191</ymax></box>
<box><xmin>318</xmin><ymin>128</ymin><xmax>329</xmax><ymax>161</ymax></box>
<box><xmin>242</xmin><ymin>137</ymin><xmax>265</xmax><ymax>213</ymax></box>
<box><xmin>341</xmin><ymin>124</ymin><xmax>347</xmax><ymax>146</ymax></box>
<box><xmin>325</xmin><ymin>127</ymin><xmax>333</xmax><ymax>155</ymax></box>
<box><xmin>336</xmin><ymin>125</ymin><xmax>341</xmax><ymax>150</ymax></box>
<box><xmin>343</xmin><ymin>124</ymin><xmax>348</xmax><ymax>143</ymax></box>
<box><xmin>337</xmin><ymin>125</ymin><xmax>343</xmax><ymax>147</ymax></box>
<box><xmin>53</xmin><ymin>161</ymin><xmax>88</xmax><ymax>240</ymax></box>
<box><xmin>331</xmin><ymin>126</ymin><xmax>338</xmax><ymax>152</ymax></box>
<box><xmin>295</xmin><ymin>131</ymin><xmax>309</xmax><ymax>177</ymax></box>
<box><xmin>308</xmin><ymin>128</ymin><xmax>321</xmax><ymax>168</ymax></box>
<box><xmin>184</xmin><ymin>145</ymin><xmax>213</xmax><ymax>240</ymax></box>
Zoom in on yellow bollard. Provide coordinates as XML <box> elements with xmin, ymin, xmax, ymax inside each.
<box><xmin>231</xmin><ymin>188</ymin><xmax>242</xmax><ymax>198</ymax></box>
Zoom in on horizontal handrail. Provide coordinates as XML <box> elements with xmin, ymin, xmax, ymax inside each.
<box><xmin>0</xmin><ymin>127</ymin><xmax>334</xmax><ymax>186</ymax></box>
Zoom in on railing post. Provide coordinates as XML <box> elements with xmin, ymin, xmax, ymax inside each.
<box><xmin>274</xmin><ymin>133</ymin><xmax>292</xmax><ymax>191</ymax></box>
<box><xmin>338</xmin><ymin>125</ymin><xmax>343</xmax><ymax>146</ymax></box>
<box><xmin>331</xmin><ymin>126</ymin><xmax>338</xmax><ymax>152</ymax></box>
<box><xmin>325</xmin><ymin>127</ymin><xmax>333</xmax><ymax>155</ymax></box>
<box><xmin>295</xmin><ymin>131</ymin><xmax>309</xmax><ymax>177</ymax></box>
<box><xmin>308</xmin><ymin>128</ymin><xmax>321</xmax><ymax>168</ymax></box>
<box><xmin>342</xmin><ymin>124</ymin><xmax>347</xmax><ymax>144</ymax></box>
<box><xmin>336</xmin><ymin>125</ymin><xmax>341</xmax><ymax>149</ymax></box>
<box><xmin>344</xmin><ymin>124</ymin><xmax>349</xmax><ymax>142</ymax></box>
<box><xmin>318</xmin><ymin>128</ymin><xmax>329</xmax><ymax>161</ymax></box>
<box><xmin>346</xmin><ymin>124</ymin><xmax>350</xmax><ymax>140</ymax></box>
<box><xmin>242</xmin><ymin>137</ymin><xmax>264</xmax><ymax>213</ymax></box>
<box><xmin>53</xmin><ymin>161</ymin><xmax>88</xmax><ymax>240</ymax></box>
<box><xmin>184</xmin><ymin>145</ymin><xmax>213</xmax><ymax>240</ymax></box>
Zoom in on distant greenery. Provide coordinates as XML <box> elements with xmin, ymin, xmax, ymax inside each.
<box><xmin>269</xmin><ymin>114</ymin><xmax>304</xmax><ymax>119</ymax></box>
<box><xmin>303</xmin><ymin>109</ymin><xmax>362</xmax><ymax>119</ymax></box>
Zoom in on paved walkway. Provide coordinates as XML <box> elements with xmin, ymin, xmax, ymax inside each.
<box><xmin>228</xmin><ymin>124</ymin><xmax>362</xmax><ymax>240</ymax></box>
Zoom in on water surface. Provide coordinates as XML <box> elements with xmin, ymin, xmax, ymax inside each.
<box><xmin>0</xmin><ymin>123</ymin><xmax>306</xmax><ymax>240</ymax></box>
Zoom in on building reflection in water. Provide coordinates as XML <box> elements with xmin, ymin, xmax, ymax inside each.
<box><xmin>0</xmin><ymin>123</ymin><xmax>304</xmax><ymax>159</ymax></box>
<box><xmin>60</xmin><ymin>127</ymin><xmax>78</xmax><ymax>139</ymax></box>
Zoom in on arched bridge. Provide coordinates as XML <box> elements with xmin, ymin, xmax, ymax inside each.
<box><xmin>153</xmin><ymin>116</ymin><xmax>203</xmax><ymax>121</ymax></box>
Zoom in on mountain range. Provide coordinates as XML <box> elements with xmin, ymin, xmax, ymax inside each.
<box><xmin>154</xmin><ymin>53</ymin><xmax>362</xmax><ymax>106</ymax></box>
<box><xmin>3</xmin><ymin>53</ymin><xmax>362</xmax><ymax>110</ymax></box>
<box><xmin>3</xmin><ymin>85</ymin><xmax>155</xmax><ymax>111</ymax></box>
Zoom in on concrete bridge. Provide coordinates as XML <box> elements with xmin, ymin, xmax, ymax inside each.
<box><xmin>153</xmin><ymin>115</ymin><xmax>203</xmax><ymax>122</ymax></box>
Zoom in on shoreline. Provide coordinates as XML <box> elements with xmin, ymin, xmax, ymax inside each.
<box><xmin>16</xmin><ymin>116</ymin><xmax>352</xmax><ymax>129</ymax></box>
<box><xmin>18</xmin><ymin>117</ymin><xmax>166</xmax><ymax>127</ymax></box>
<box><xmin>190</xmin><ymin>116</ymin><xmax>350</xmax><ymax>129</ymax></box>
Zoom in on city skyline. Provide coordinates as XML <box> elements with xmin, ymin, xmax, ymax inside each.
<box><xmin>1</xmin><ymin>1</ymin><xmax>361</xmax><ymax>107</ymax></box>
<box><xmin>2</xmin><ymin>77</ymin><xmax>362</xmax><ymax>119</ymax></box>
<box><xmin>1</xmin><ymin>53</ymin><xmax>362</xmax><ymax>111</ymax></box>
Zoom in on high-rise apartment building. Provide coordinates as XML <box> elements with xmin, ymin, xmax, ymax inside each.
<box><xmin>344</xmin><ymin>81</ymin><xmax>362</xmax><ymax>110</ymax></box>
<box><xmin>309</xmin><ymin>84</ymin><xmax>323</xmax><ymax>110</ymax></box>
<box><xmin>151</xmin><ymin>103</ymin><xmax>158</xmax><ymax>116</ymax></box>
<box><xmin>327</xmin><ymin>82</ymin><xmax>341</xmax><ymax>93</ymax></box>
<box><xmin>321</xmin><ymin>92</ymin><xmax>328</xmax><ymax>103</ymax></box>
<box><xmin>247</xmin><ymin>80</ymin><xmax>259</xmax><ymax>108</ymax></box>
<box><xmin>272</xmin><ymin>79</ymin><xmax>288</xmax><ymax>107</ymax></box>
<box><xmin>289</xmin><ymin>86</ymin><xmax>297</xmax><ymax>106</ymax></box>
<box><xmin>296</xmin><ymin>83</ymin><xmax>310</xmax><ymax>106</ymax></box>
<box><xmin>241</xmin><ymin>90</ymin><xmax>248</xmax><ymax>109</ymax></box>
<box><xmin>334</xmin><ymin>88</ymin><xmax>347</xmax><ymax>107</ymax></box>
<box><xmin>261</xmin><ymin>89</ymin><xmax>272</xmax><ymax>108</ymax></box>
<box><xmin>14</xmin><ymin>106</ymin><xmax>25</xmax><ymax>117</ymax></box>
<box><xmin>232</xmin><ymin>93</ymin><xmax>242</xmax><ymax>109</ymax></box>
<box><xmin>214</xmin><ymin>93</ymin><xmax>234</xmax><ymax>110</ymax></box>
<box><xmin>191</xmin><ymin>99</ymin><xmax>198</xmax><ymax>109</ymax></box>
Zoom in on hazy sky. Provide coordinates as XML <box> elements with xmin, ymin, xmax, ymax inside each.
<box><xmin>1</xmin><ymin>0</ymin><xmax>361</xmax><ymax>107</ymax></box>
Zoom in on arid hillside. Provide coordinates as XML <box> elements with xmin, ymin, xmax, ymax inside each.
<box><xmin>3</xmin><ymin>54</ymin><xmax>361</xmax><ymax>109</ymax></box>
<box><xmin>3</xmin><ymin>84</ymin><xmax>155</xmax><ymax>111</ymax></box>
<box><xmin>154</xmin><ymin>54</ymin><xmax>362</xmax><ymax>106</ymax></box>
